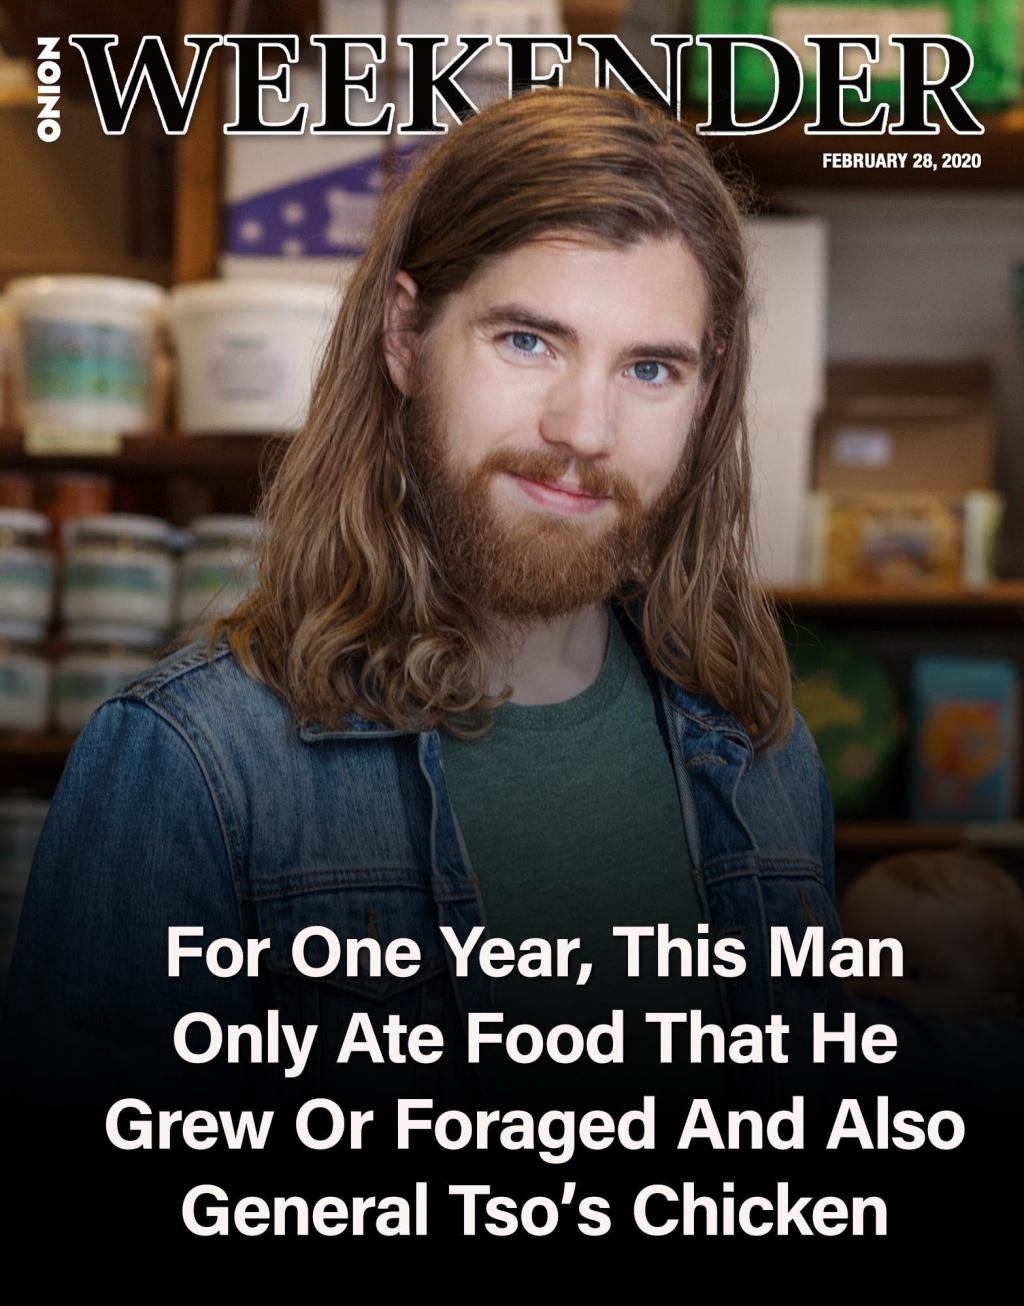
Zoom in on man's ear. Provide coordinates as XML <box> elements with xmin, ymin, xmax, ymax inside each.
<box><xmin>696</xmin><ymin>342</ymin><xmax>726</xmax><ymax>418</ymax></box>
<box><xmin>382</xmin><ymin>269</ymin><xmax>422</xmax><ymax>396</ymax></box>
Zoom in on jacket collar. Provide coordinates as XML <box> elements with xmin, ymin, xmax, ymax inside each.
<box><xmin>297</xmin><ymin>681</ymin><xmax>746</xmax><ymax>741</ymax></box>
<box><xmin>297</xmin><ymin>595</ymin><xmax>751</xmax><ymax>746</ymax></box>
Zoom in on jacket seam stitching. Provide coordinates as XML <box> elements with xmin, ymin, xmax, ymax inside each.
<box><xmin>132</xmin><ymin>694</ymin><xmax>243</xmax><ymax>910</ymax></box>
<box><xmin>110</xmin><ymin>642</ymin><xmax>234</xmax><ymax>703</ymax></box>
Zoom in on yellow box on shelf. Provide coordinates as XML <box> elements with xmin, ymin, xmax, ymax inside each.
<box><xmin>803</xmin><ymin>489</ymin><xmax>1003</xmax><ymax>589</ymax></box>
<box><xmin>23</xmin><ymin>425</ymin><xmax>122</xmax><ymax>456</ymax></box>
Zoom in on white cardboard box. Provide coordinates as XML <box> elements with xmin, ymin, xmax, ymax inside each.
<box><xmin>744</xmin><ymin>216</ymin><xmax>829</xmax><ymax>583</ymax></box>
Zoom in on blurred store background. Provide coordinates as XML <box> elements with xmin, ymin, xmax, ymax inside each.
<box><xmin>0</xmin><ymin>0</ymin><xmax>1023</xmax><ymax>1002</ymax></box>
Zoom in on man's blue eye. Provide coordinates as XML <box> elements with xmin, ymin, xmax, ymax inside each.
<box><xmin>510</xmin><ymin>331</ymin><xmax>541</xmax><ymax>352</ymax></box>
<box><xmin>632</xmin><ymin>360</ymin><xmax>668</xmax><ymax>384</ymax></box>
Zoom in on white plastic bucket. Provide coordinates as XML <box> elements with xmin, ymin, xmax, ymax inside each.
<box><xmin>5</xmin><ymin>276</ymin><xmax>165</xmax><ymax>434</ymax></box>
<box><xmin>167</xmin><ymin>280</ymin><xmax>338</xmax><ymax>434</ymax></box>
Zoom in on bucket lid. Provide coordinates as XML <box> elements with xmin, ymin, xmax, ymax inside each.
<box><xmin>5</xmin><ymin>275</ymin><xmax>166</xmax><ymax>311</ymax></box>
<box><xmin>0</xmin><ymin>618</ymin><xmax>46</xmax><ymax>642</ymax></box>
<box><xmin>186</xmin><ymin>514</ymin><xmax>260</xmax><ymax>543</ymax></box>
<box><xmin>70</xmin><ymin>513</ymin><xmax>175</xmax><ymax>547</ymax></box>
<box><xmin>64</xmin><ymin>622</ymin><xmax>163</xmax><ymax>649</ymax></box>
<box><xmin>0</xmin><ymin>508</ymin><xmax>49</xmax><ymax>537</ymax></box>
<box><xmin>168</xmin><ymin>279</ymin><xmax>338</xmax><ymax>315</ymax></box>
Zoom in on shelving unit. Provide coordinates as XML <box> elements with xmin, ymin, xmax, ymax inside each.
<box><xmin>0</xmin><ymin>429</ymin><xmax>284</xmax><ymax>476</ymax></box>
<box><xmin>778</xmin><ymin>580</ymin><xmax>1024</xmax><ymax>863</ymax></box>
<box><xmin>774</xmin><ymin>582</ymin><xmax>1024</xmax><ymax>612</ymax></box>
<box><xmin>0</xmin><ymin>731</ymin><xmax>77</xmax><ymax>758</ymax></box>
<box><xmin>1</xmin><ymin>0</ymin><xmax>1021</xmax><ymax>859</ymax></box>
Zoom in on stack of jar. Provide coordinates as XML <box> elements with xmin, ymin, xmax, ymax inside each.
<box><xmin>0</xmin><ymin>509</ymin><xmax>258</xmax><ymax>735</ymax></box>
<box><xmin>0</xmin><ymin>508</ymin><xmax>56</xmax><ymax>732</ymax></box>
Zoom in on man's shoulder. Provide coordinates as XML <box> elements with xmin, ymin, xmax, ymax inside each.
<box><xmin>105</xmin><ymin>632</ymin><xmax>292</xmax><ymax>741</ymax></box>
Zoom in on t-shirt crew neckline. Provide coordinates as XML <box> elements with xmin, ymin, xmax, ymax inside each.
<box><xmin>490</xmin><ymin>605</ymin><xmax>631</xmax><ymax>733</ymax></box>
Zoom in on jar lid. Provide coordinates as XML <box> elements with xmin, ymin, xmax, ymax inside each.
<box><xmin>186</xmin><ymin>515</ymin><xmax>260</xmax><ymax>543</ymax></box>
<box><xmin>0</xmin><ymin>508</ymin><xmax>49</xmax><ymax>537</ymax></box>
<box><xmin>64</xmin><ymin>623</ymin><xmax>163</xmax><ymax>649</ymax></box>
<box><xmin>0</xmin><ymin>619</ymin><xmax>46</xmax><ymax>643</ymax></box>
<box><xmin>71</xmin><ymin>514</ymin><xmax>175</xmax><ymax>547</ymax></box>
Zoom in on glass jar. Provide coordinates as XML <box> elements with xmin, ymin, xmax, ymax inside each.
<box><xmin>0</xmin><ymin>509</ymin><xmax>54</xmax><ymax>624</ymax></box>
<box><xmin>0</xmin><ymin>620</ymin><xmax>51</xmax><ymax>732</ymax></box>
<box><xmin>62</xmin><ymin>514</ymin><xmax>176</xmax><ymax>630</ymax></box>
<box><xmin>55</xmin><ymin>623</ymin><xmax>162</xmax><ymax>732</ymax></box>
<box><xmin>177</xmin><ymin>515</ymin><xmax>258</xmax><ymax>628</ymax></box>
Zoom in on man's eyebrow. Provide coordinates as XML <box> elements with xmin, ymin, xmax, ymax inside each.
<box><xmin>471</xmin><ymin>302</ymin><xmax>703</xmax><ymax>367</ymax></box>
<box><xmin>624</xmin><ymin>338</ymin><xmax>702</xmax><ymax>367</ymax></box>
<box><xmin>471</xmin><ymin>303</ymin><xmax>581</xmax><ymax>346</ymax></box>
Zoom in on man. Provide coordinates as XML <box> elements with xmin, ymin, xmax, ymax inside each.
<box><xmin>1</xmin><ymin>86</ymin><xmax>841</xmax><ymax>1121</ymax></box>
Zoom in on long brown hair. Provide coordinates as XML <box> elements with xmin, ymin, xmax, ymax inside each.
<box><xmin>211</xmin><ymin>86</ymin><xmax>793</xmax><ymax>750</ymax></box>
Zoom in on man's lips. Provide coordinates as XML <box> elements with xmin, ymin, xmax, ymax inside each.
<box><xmin>507</xmin><ymin>472</ymin><xmax>612</xmax><ymax>515</ymax></box>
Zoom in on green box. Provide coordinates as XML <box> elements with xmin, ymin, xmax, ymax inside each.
<box><xmin>691</xmin><ymin>0</ymin><xmax>1022</xmax><ymax>109</ymax></box>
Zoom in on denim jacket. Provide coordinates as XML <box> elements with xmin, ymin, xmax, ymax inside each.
<box><xmin>1</xmin><ymin>601</ymin><xmax>843</xmax><ymax>1111</ymax></box>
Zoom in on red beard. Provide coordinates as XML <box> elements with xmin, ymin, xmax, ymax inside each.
<box><xmin>403</xmin><ymin>383</ymin><xmax>690</xmax><ymax>623</ymax></box>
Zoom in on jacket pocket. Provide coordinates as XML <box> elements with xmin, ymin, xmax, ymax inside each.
<box><xmin>252</xmin><ymin>865</ymin><xmax>451</xmax><ymax>1001</ymax></box>
<box><xmin>248</xmin><ymin>868</ymin><xmax>477</xmax><ymax>1102</ymax></box>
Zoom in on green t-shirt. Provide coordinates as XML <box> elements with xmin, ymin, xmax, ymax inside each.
<box><xmin>439</xmin><ymin>605</ymin><xmax>725</xmax><ymax>1105</ymax></box>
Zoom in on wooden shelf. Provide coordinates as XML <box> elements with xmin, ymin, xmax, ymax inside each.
<box><xmin>0</xmin><ymin>732</ymin><xmax>77</xmax><ymax>758</ymax></box>
<box><xmin>0</xmin><ymin>430</ymin><xmax>285</xmax><ymax>474</ymax></box>
<box><xmin>836</xmin><ymin>820</ymin><xmax>1024</xmax><ymax>850</ymax></box>
<box><xmin>772</xmin><ymin>581</ymin><xmax>1024</xmax><ymax>611</ymax></box>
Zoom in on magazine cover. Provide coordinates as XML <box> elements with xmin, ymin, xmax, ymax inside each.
<box><xmin>0</xmin><ymin>0</ymin><xmax>1022</xmax><ymax>1275</ymax></box>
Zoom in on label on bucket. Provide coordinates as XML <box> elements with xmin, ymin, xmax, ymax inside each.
<box><xmin>20</xmin><ymin>319</ymin><xmax>150</xmax><ymax>404</ymax></box>
<box><xmin>206</xmin><ymin>337</ymin><xmax>288</xmax><ymax>402</ymax></box>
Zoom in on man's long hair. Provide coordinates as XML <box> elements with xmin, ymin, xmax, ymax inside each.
<box><xmin>212</xmin><ymin>86</ymin><xmax>794</xmax><ymax>750</ymax></box>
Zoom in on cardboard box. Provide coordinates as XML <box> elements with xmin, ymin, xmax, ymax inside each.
<box><xmin>745</xmin><ymin>216</ymin><xmax>828</xmax><ymax>583</ymax></box>
<box><xmin>814</xmin><ymin>361</ymin><xmax>996</xmax><ymax>495</ymax></box>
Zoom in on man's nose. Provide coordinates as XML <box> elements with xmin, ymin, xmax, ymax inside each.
<box><xmin>537</xmin><ymin>365</ymin><xmax>616</xmax><ymax>459</ymax></box>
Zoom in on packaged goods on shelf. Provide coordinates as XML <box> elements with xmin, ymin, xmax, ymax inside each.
<box><xmin>815</xmin><ymin>360</ymin><xmax>996</xmax><ymax>495</ymax></box>
<box><xmin>910</xmin><ymin>655</ymin><xmax>1020</xmax><ymax>822</ymax></box>
<box><xmin>167</xmin><ymin>281</ymin><xmax>338</xmax><ymax>433</ymax></box>
<box><xmin>221</xmin><ymin>56</ymin><xmax>506</xmax><ymax>282</ymax></box>
<box><xmin>321</xmin><ymin>1</ymin><xmax>561</xmax><ymax>77</ymax></box>
<box><xmin>0</xmin><ymin>621</ymin><xmax>51</xmax><ymax>732</ymax></box>
<box><xmin>225</xmin><ymin>4</ymin><xmax>558</xmax><ymax>281</ymax></box>
<box><xmin>3</xmin><ymin>277</ymin><xmax>166</xmax><ymax>448</ymax></box>
<box><xmin>803</xmin><ymin>489</ymin><xmax>1003</xmax><ymax>586</ymax></box>
<box><xmin>177</xmin><ymin>516</ymin><xmax>258</xmax><ymax>629</ymax></box>
<box><xmin>788</xmin><ymin>626</ymin><xmax>903</xmax><ymax>819</ymax></box>
<box><xmin>691</xmin><ymin>0</ymin><xmax>1022</xmax><ymax>107</ymax></box>
<box><xmin>0</xmin><ymin>510</ymin><xmax>54</xmax><ymax>624</ymax></box>
<box><xmin>55</xmin><ymin>625</ymin><xmax>164</xmax><ymax>733</ymax></box>
<box><xmin>61</xmin><ymin>514</ymin><xmax>177</xmax><ymax>630</ymax></box>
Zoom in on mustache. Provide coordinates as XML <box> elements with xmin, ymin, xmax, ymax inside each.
<box><xmin>476</xmin><ymin>447</ymin><xmax>640</xmax><ymax>508</ymax></box>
